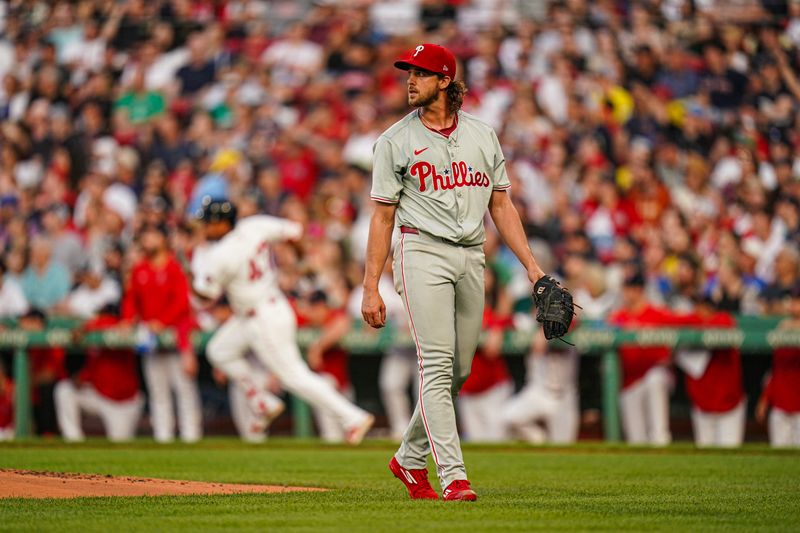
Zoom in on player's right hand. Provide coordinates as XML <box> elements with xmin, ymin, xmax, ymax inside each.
<box><xmin>361</xmin><ymin>288</ymin><xmax>387</xmax><ymax>329</ymax></box>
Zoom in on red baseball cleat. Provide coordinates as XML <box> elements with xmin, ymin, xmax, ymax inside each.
<box><xmin>442</xmin><ymin>479</ymin><xmax>477</xmax><ymax>502</ymax></box>
<box><xmin>389</xmin><ymin>457</ymin><xmax>439</xmax><ymax>500</ymax></box>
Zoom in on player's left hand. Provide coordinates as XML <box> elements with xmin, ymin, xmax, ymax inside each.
<box><xmin>527</xmin><ymin>268</ymin><xmax>546</xmax><ymax>285</ymax></box>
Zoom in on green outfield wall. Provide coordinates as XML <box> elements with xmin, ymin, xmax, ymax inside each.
<box><xmin>1</xmin><ymin>317</ymin><xmax>797</xmax><ymax>441</ymax></box>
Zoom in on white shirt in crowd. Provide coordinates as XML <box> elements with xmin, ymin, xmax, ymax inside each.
<box><xmin>0</xmin><ymin>277</ymin><xmax>29</xmax><ymax>318</ymax></box>
<box><xmin>64</xmin><ymin>277</ymin><xmax>121</xmax><ymax>319</ymax></box>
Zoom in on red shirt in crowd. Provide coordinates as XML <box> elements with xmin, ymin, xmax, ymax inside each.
<box><xmin>78</xmin><ymin>315</ymin><xmax>140</xmax><ymax>402</ymax></box>
<box><xmin>609</xmin><ymin>305</ymin><xmax>677</xmax><ymax>389</ymax></box>
<box><xmin>680</xmin><ymin>311</ymin><xmax>743</xmax><ymax>413</ymax></box>
<box><xmin>273</xmin><ymin>145</ymin><xmax>319</xmax><ymax>202</ymax></box>
<box><xmin>763</xmin><ymin>347</ymin><xmax>800</xmax><ymax>413</ymax></box>
<box><xmin>461</xmin><ymin>309</ymin><xmax>513</xmax><ymax>395</ymax></box>
<box><xmin>121</xmin><ymin>255</ymin><xmax>193</xmax><ymax>351</ymax></box>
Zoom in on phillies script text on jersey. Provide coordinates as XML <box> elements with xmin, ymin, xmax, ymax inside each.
<box><xmin>410</xmin><ymin>161</ymin><xmax>490</xmax><ymax>192</ymax></box>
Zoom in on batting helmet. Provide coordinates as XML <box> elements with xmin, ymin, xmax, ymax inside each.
<box><xmin>197</xmin><ymin>197</ymin><xmax>237</xmax><ymax>225</ymax></box>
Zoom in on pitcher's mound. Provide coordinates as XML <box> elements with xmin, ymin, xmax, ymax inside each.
<box><xmin>0</xmin><ymin>469</ymin><xmax>326</xmax><ymax>499</ymax></box>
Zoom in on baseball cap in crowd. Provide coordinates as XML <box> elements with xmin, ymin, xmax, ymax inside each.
<box><xmin>394</xmin><ymin>43</ymin><xmax>456</xmax><ymax>78</ymax></box>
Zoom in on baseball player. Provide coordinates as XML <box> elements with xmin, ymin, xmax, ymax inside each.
<box><xmin>756</xmin><ymin>285</ymin><xmax>800</xmax><ymax>447</ymax></box>
<box><xmin>609</xmin><ymin>272</ymin><xmax>677</xmax><ymax>446</ymax></box>
<box><xmin>192</xmin><ymin>199</ymin><xmax>374</xmax><ymax>444</ymax></box>
<box><xmin>501</xmin><ymin>329</ymin><xmax>580</xmax><ymax>444</ymax></box>
<box><xmin>55</xmin><ymin>309</ymin><xmax>143</xmax><ymax>442</ymax></box>
<box><xmin>677</xmin><ymin>295</ymin><xmax>744</xmax><ymax>448</ymax></box>
<box><xmin>195</xmin><ymin>293</ymin><xmax>276</xmax><ymax>443</ymax></box>
<box><xmin>121</xmin><ymin>223</ymin><xmax>202</xmax><ymax>444</ymax></box>
<box><xmin>361</xmin><ymin>43</ymin><xmax>556</xmax><ymax>501</ymax></box>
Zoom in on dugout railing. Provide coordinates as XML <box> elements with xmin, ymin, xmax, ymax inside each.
<box><xmin>1</xmin><ymin>317</ymin><xmax>799</xmax><ymax>441</ymax></box>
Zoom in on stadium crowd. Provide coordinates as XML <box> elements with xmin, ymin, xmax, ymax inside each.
<box><xmin>0</xmin><ymin>0</ymin><xmax>799</xmax><ymax>447</ymax></box>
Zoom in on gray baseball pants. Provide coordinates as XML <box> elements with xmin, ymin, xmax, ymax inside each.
<box><xmin>392</xmin><ymin>228</ymin><xmax>485</xmax><ymax>488</ymax></box>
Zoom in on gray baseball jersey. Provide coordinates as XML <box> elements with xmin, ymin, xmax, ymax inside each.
<box><xmin>372</xmin><ymin>108</ymin><xmax>510</xmax><ymax>488</ymax></box>
<box><xmin>370</xmin><ymin>110</ymin><xmax>510</xmax><ymax>245</ymax></box>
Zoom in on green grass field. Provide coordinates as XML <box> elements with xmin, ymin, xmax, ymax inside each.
<box><xmin>0</xmin><ymin>439</ymin><xmax>799</xmax><ymax>532</ymax></box>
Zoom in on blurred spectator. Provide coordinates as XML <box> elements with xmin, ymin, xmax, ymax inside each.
<box><xmin>760</xmin><ymin>245</ymin><xmax>800</xmax><ymax>314</ymax></box>
<box><xmin>20</xmin><ymin>236</ymin><xmax>71</xmax><ymax>312</ymax></box>
<box><xmin>18</xmin><ymin>308</ymin><xmax>65</xmax><ymax>436</ymax></box>
<box><xmin>757</xmin><ymin>285</ymin><xmax>800</xmax><ymax>448</ymax></box>
<box><xmin>121</xmin><ymin>223</ymin><xmax>200</xmax><ymax>443</ymax></box>
<box><xmin>261</xmin><ymin>23</ymin><xmax>323</xmax><ymax>88</ymax></box>
<box><xmin>609</xmin><ymin>272</ymin><xmax>677</xmax><ymax>446</ymax></box>
<box><xmin>54</xmin><ymin>306</ymin><xmax>143</xmax><ymax>442</ymax></box>
<box><xmin>175</xmin><ymin>32</ymin><xmax>216</xmax><ymax>97</ymax></box>
<box><xmin>39</xmin><ymin>203</ymin><xmax>83</xmax><ymax>276</ymax></box>
<box><xmin>113</xmin><ymin>67</ymin><xmax>165</xmax><ymax>126</ymax></box>
<box><xmin>0</xmin><ymin>258</ymin><xmax>28</xmax><ymax>318</ymax></box>
<box><xmin>676</xmin><ymin>295</ymin><xmax>745</xmax><ymax>448</ymax></box>
<box><xmin>0</xmin><ymin>361</ymin><xmax>13</xmax><ymax>440</ymax></box>
<box><xmin>52</xmin><ymin>263</ymin><xmax>121</xmax><ymax>319</ymax></box>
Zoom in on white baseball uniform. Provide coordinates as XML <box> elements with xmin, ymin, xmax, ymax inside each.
<box><xmin>769</xmin><ymin>409</ymin><xmax>800</xmax><ymax>447</ymax></box>
<box><xmin>502</xmin><ymin>348</ymin><xmax>580</xmax><ymax>444</ymax></box>
<box><xmin>228</xmin><ymin>361</ymin><xmax>276</xmax><ymax>443</ymax></box>
<box><xmin>313</xmin><ymin>374</ymin><xmax>356</xmax><ymax>442</ymax></box>
<box><xmin>458</xmin><ymin>380</ymin><xmax>514</xmax><ymax>442</ymax></box>
<box><xmin>54</xmin><ymin>380</ymin><xmax>143</xmax><ymax>442</ymax></box>
<box><xmin>193</xmin><ymin>215</ymin><xmax>372</xmax><ymax>435</ymax></box>
<box><xmin>619</xmin><ymin>365</ymin><xmax>672</xmax><ymax>446</ymax></box>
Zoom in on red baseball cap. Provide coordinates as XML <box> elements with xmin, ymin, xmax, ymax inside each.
<box><xmin>394</xmin><ymin>43</ymin><xmax>456</xmax><ymax>78</ymax></box>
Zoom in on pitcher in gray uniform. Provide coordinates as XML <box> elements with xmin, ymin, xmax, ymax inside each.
<box><xmin>361</xmin><ymin>43</ymin><xmax>549</xmax><ymax>502</ymax></box>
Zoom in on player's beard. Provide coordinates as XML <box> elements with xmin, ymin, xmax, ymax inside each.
<box><xmin>409</xmin><ymin>87</ymin><xmax>439</xmax><ymax>108</ymax></box>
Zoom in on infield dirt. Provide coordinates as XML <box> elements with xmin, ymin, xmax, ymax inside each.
<box><xmin>0</xmin><ymin>469</ymin><xmax>325</xmax><ymax>499</ymax></box>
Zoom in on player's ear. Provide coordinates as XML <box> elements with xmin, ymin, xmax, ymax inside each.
<box><xmin>439</xmin><ymin>75</ymin><xmax>452</xmax><ymax>90</ymax></box>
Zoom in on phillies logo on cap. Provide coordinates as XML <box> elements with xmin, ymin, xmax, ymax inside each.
<box><xmin>394</xmin><ymin>43</ymin><xmax>457</xmax><ymax>78</ymax></box>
